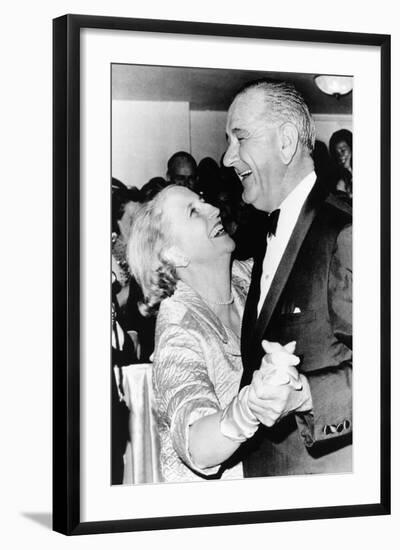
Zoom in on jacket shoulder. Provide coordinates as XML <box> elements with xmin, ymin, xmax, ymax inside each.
<box><xmin>325</xmin><ymin>193</ymin><xmax>352</xmax><ymax>221</ymax></box>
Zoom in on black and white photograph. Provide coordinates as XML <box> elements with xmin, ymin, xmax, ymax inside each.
<box><xmin>111</xmin><ymin>64</ymin><xmax>354</xmax><ymax>486</ymax></box>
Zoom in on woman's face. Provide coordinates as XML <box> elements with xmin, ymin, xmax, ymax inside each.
<box><xmin>334</xmin><ymin>140</ymin><xmax>352</xmax><ymax>169</ymax></box>
<box><xmin>160</xmin><ymin>186</ymin><xmax>235</xmax><ymax>265</ymax></box>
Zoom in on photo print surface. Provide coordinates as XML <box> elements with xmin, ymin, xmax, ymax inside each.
<box><xmin>111</xmin><ymin>63</ymin><xmax>353</xmax><ymax>486</ymax></box>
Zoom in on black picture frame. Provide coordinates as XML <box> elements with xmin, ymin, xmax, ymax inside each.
<box><xmin>53</xmin><ymin>14</ymin><xmax>391</xmax><ymax>536</ymax></box>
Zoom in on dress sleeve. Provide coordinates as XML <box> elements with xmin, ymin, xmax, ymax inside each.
<box><xmin>153</xmin><ymin>323</ymin><xmax>222</xmax><ymax>476</ymax></box>
<box><xmin>297</xmin><ymin>225</ymin><xmax>352</xmax><ymax>447</ymax></box>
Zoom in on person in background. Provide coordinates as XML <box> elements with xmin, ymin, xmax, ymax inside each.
<box><xmin>111</xmin><ymin>178</ymin><xmax>142</xmax><ymax>484</ymax></box>
<box><xmin>166</xmin><ymin>151</ymin><xmax>199</xmax><ymax>192</ymax></box>
<box><xmin>140</xmin><ymin>177</ymin><xmax>169</xmax><ymax>203</ymax></box>
<box><xmin>224</xmin><ymin>79</ymin><xmax>352</xmax><ymax>477</ymax></box>
<box><xmin>127</xmin><ymin>184</ymin><xmax>311</xmax><ymax>482</ymax></box>
<box><xmin>197</xmin><ymin>156</ymin><xmax>222</xmax><ymax>204</ymax></box>
<box><xmin>329</xmin><ymin>129</ymin><xmax>353</xmax><ymax>201</ymax></box>
<box><xmin>197</xmin><ymin>156</ymin><xmax>240</xmax><ymax>237</ymax></box>
<box><xmin>312</xmin><ymin>140</ymin><xmax>338</xmax><ymax>192</ymax></box>
<box><xmin>112</xmin><ymin>179</ymin><xmax>142</xmax><ymax>309</ymax></box>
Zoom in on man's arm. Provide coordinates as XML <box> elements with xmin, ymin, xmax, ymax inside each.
<box><xmin>297</xmin><ymin>224</ymin><xmax>352</xmax><ymax>447</ymax></box>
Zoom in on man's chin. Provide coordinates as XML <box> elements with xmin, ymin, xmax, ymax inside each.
<box><xmin>242</xmin><ymin>191</ymin><xmax>270</xmax><ymax>212</ymax></box>
<box><xmin>242</xmin><ymin>192</ymin><xmax>261</xmax><ymax>210</ymax></box>
<box><xmin>242</xmin><ymin>188</ymin><xmax>253</xmax><ymax>206</ymax></box>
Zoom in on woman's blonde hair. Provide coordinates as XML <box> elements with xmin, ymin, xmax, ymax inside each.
<box><xmin>126</xmin><ymin>185</ymin><xmax>178</xmax><ymax>317</ymax></box>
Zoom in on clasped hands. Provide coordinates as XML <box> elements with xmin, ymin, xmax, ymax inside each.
<box><xmin>247</xmin><ymin>340</ymin><xmax>312</xmax><ymax>427</ymax></box>
<box><xmin>219</xmin><ymin>340</ymin><xmax>313</xmax><ymax>442</ymax></box>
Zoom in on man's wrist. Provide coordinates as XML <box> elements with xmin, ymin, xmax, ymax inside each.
<box><xmin>296</xmin><ymin>374</ymin><xmax>313</xmax><ymax>413</ymax></box>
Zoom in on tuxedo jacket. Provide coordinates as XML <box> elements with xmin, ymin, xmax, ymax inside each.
<box><xmin>240</xmin><ymin>179</ymin><xmax>352</xmax><ymax>477</ymax></box>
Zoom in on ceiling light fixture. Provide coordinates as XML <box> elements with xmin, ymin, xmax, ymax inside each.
<box><xmin>314</xmin><ymin>75</ymin><xmax>353</xmax><ymax>99</ymax></box>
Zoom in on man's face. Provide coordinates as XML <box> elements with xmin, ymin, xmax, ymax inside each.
<box><xmin>224</xmin><ymin>89</ymin><xmax>284</xmax><ymax>213</ymax></box>
<box><xmin>169</xmin><ymin>159</ymin><xmax>197</xmax><ymax>191</ymax></box>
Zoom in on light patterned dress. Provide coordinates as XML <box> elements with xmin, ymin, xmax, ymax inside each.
<box><xmin>153</xmin><ymin>260</ymin><xmax>252</xmax><ymax>482</ymax></box>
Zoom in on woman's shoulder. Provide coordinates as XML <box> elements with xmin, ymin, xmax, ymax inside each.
<box><xmin>156</xmin><ymin>282</ymin><xmax>203</xmax><ymax>333</ymax></box>
<box><xmin>157</xmin><ymin>290</ymin><xmax>188</xmax><ymax>327</ymax></box>
<box><xmin>156</xmin><ymin>281</ymin><xmax>228</xmax><ymax>344</ymax></box>
<box><xmin>154</xmin><ymin>298</ymin><xmax>194</xmax><ymax>360</ymax></box>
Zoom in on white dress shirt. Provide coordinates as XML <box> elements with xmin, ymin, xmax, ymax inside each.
<box><xmin>257</xmin><ymin>171</ymin><xmax>317</xmax><ymax>316</ymax></box>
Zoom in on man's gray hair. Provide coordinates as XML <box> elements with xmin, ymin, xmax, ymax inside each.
<box><xmin>236</xmin><ymin>79</ymin><xmax>316</xmax><ymax>153</ymax></box>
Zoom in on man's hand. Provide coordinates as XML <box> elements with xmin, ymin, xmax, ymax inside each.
<box><xmin>247</xmin><ymin>340</ymin><xmax>312</xmax><ymax>427</ymax></box>
<box><xmin>260</xmin><ymin>340</ymin><xmax>302</xmax><ymax>388</ymax></box>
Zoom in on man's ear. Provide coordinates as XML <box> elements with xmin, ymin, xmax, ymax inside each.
<box><xmin>279</xmin><ymin>122</ymin><xmax>299</xmax><ymax>165</ymax></box>
<box><xmin>163</xmin><ymin>245</ymin><xmax>190</xmax><ymax>268</ymax></box>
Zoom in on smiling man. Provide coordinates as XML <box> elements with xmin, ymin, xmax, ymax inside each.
<box><xmin>224</xmin><ymin>79</ymin><xmax>353</xmax><ymax>477</ymax></box>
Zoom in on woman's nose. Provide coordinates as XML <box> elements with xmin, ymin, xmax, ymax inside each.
<box><xmin>204</xmin><ymin>202</ymin><xmax>220</xmax><ymax>218</ymax></box>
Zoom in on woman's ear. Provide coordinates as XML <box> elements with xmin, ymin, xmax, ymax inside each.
<box><xmin>279</xmin><ymin>122</ymin><xmax>299</xmax><ymax>165</ymax></box>
<box><xmin>163</xmin><ymin>245</ymin><xmax>190</xmax><ymax>268</ymax></box>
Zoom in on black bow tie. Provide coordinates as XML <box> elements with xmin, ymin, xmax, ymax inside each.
<box><xmin>266</xmin><ymin>209</ymin><xmax>280</xmax><ymax>238</ymax></box>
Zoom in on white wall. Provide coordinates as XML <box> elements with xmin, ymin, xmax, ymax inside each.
<box><xmin>112</xmin><ymin>100</ymin><xmax>190</xmax><ymax>188</ymax></box>
<box><xmin>112</xmin><ymin>106</ymin><xmax>229</xmax><ymax>184</ymax></box>
<box><xmin>3</xmin><ymin>1</ymin><xmax>398</xmax><ymax>550</ymax></box>
<box><xmin>314</xmin><ymin>114</ymin><xmax>353</xmax><ymax>147</ymax></box>
<box><xmin>113</xmin><ymin>104</ymin><xmax>353</xmax><ymax>185</ymax></box>
<box><xmin>190</xmin><ymin>110</ymin><xmax>228</xmax><ymax>164</ymax></box>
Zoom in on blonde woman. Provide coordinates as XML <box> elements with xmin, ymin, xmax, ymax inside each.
<box><xmin>127</xmin><ymin>185</ymin><xmax>311</xmax><ymax>482</ymax></box>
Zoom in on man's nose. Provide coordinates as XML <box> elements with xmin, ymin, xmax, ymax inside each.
<box><xmin>223</xmin><ymin>142</ymin><xmax>237</xmax><ymax>167</ymax></box>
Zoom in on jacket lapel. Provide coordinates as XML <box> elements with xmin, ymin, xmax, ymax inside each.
<box><xmin>241</xmin><ymin>239</ymin><xmax>267</xmax><ymax>357</ymax></box>
<box><xmin>254</xmin><ymin>179</ymin><xmax>329</xmax><ymax>342</ymax></box>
